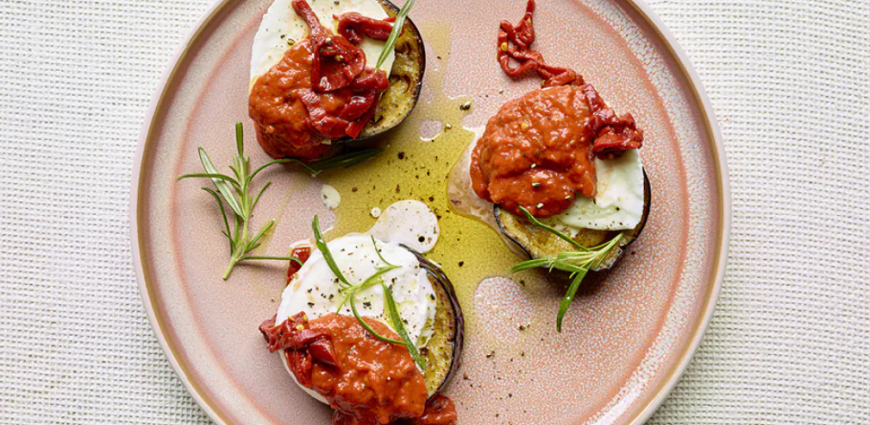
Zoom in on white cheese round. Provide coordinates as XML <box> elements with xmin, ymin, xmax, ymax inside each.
<box><xmin>556</xmin><ymin>149</ymin><xmax>645</xmax><ymax>231</ymax></box>
<box><xmin>275</xmin><ymin>234</ymin><xmax>437</xmax><ymax>347</ymax></box>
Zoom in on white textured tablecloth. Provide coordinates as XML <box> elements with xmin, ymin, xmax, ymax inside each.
<box><xmin>1</xmin><ymin>0</ymin><xmax>868</xmax><ymax>423</ymax></box>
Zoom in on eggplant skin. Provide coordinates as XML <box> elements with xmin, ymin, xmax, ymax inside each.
<box><xmin>411</xmin><ymin>252</ymin><xmax>464</xmax><ymax>397</ymax></box>
<box><xmin>356</xmin><ymin>0</ymin><xmax>425</xmax><ymax>139</ymax></box>
<box><xmin>495</xmin><ymin>170</ymin><xmax>651</xmax><ymax>272</ymax></box>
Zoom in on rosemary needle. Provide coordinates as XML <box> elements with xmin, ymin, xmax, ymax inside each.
<box><xmin>375</xmin><ymin>0</ymin><xmax>416</xmax><ymax>71</ymax></box>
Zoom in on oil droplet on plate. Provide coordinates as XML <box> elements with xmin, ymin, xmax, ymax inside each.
<box><xmin>320</xmin><ymin>184</ymin><xmax>341</xmax><ymax>209</ymax></box>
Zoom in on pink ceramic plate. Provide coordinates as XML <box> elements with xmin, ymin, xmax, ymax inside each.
<box><xmin>131</xmin><ymin>0</ymin><xmax>729</xmax><ymax>424</ymax></box>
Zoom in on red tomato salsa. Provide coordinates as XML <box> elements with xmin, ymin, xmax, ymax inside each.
<box><xmin>249</xmin><ymin>0</ymin><xmax>393</xmax><ymax>160</ymax></box>
<box><xmin>471</xmin><ymin>0</ymin><xmax>643</xmax><ymax>218</ymax></box>
<box><xmin>260</xmin><ymin>313</ymin><xmax>457</xmax><ymax>425</ymax></box>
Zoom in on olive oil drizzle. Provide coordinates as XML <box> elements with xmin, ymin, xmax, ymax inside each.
<box><xmin>319</xmin><ymin>23</ymin><xmax>523</xmax><ymax>331</ymax></box>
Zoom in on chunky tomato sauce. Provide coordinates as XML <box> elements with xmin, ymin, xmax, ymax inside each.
<box><xmin>333</xmin><ymin>395</ymin><xmax>457</xmax><ymax>425</ymax></box>
<box><xmin>471</xmin><ymin>0</ymin><xmax>643</xmax><ymax>218</ymax></box>
<box><xmin>471</xmin><ymin>86</ymin><xmax>596</xmax><ymax>217</ymax></box>
<box><xmin>261</xmin><ymin>311</ymin><xmax>457</xmax><ymax>425</ymax></box>
<box><xmin>249</xmin><ymin>0</ymin><xmax>392</xmax><ymax>160</ymax></box>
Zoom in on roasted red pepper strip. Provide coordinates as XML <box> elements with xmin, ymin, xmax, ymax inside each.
<box><xmin>293</xmin><ymin>0</ymin><xmax>366</xmax><ymax>92</ymax></box>
<box><xmin>344</xmin><ymin>102</ymin><xmax>378</xmax><ymax>139</ymax></box>
<box><xmin>299</xmin><ymin>89</ymin><xmax>353</xmax><ymax>139</ymax></box>
<box><xmin>496</xmin><ymin>0</ymin><xmax>642</xmax><ymax>157</ymax></box>
<box><xmin>286</xmin><ymin>246</ymin><xmax>311</xmax><ymax>285</ymax></box>
<box><xmin>308</xmin><ymin>339</ymin><xmax>339</xmax><ymax>367</ymax></box>
<box><xmin>259</xmin><ymin>313</ymin><xmax>337</xmax><ymax>388</ymax></box>
<box><xmin>260</xmin><ymin>313</ymin><xmax>327</xmax><ymax>353</ymax></box>
<box><xmin>582</xmin><ymin>84</ymin><xmax>643</xmax><ymax>157</ymax></box>
<box><xmin>298</xmin><ymin>67</ymin><xmax>389</xmax><ymax>139</ymax></box>
<box><xmin>344</xmin><ymin>69</ymin><xmax>390</xmax><ymax>138</ymax></box>
<box><xmin>335</xmin><ymin>12</ymin><xmax>396</xmax><ymax>44</ymax></box>
<box><xmin>497</xmin><ymin>0</ymin><xmax>583</xmax><ymax>87</ymax></box>
<box><xmin>294</xmin><ymin>0</ymin><xmax>390</xmax><ymax>139</ymax></box>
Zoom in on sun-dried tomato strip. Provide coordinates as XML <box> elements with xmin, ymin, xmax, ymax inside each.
<box><xmin>497</xmin><ymin>0</ymin><xmax>583</xmax><ymax>87</ymax></box>
<box><xmin>495</xmin><ymin>0</ymin><xmax>642</xmax><ymax>157</ymax></box>
<box><xmin>582</xmin><ymin>84</ymin><xmax>643</xmax><ymax>157</ymax></box>
<box><xmin>335</xmin><ymin>12</ymin><xmax>396</xmax><ymax>44</ymax></box>
<box><xmin>293</xmin><ymin>0</ymin><xmax>366</xmax><ymax>92</ymax></box>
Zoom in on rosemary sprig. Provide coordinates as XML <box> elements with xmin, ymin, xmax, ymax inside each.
<box><xmin>312</xmin><ymin>217</ymin><xmax>426</xmax><ymax>370</ymax></box>
<box><xmin>375</xmin><ymin>0</ymin><xmax>416</xmax><ymax>70</ymax></box>
<box><xmin>308</xmin><ymin>148</ymin><xmax>385</xmax><ymax>171</ymax></box>
<box><xmin>178</xmin><ymin>123</ymin><xmax>383</xmax><ymax>280</ymax></box>
<box><xmin>512</xmin><ymin>207</ymin><xmax>623</xmax><ymax>332</ymax></box>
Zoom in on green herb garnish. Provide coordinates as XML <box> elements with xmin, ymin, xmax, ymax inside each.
<box><xmin>308</xmin><ymin>148</ymin><xmax>385</xmax><ymax>171</ymax></box>
<box><xmin>511</xmin><ymin>207</ymin><xmax>623</xmax><ymax>332</ymax></box>
<box><xmin>346</xmin><ymin>268</ymin><xmax>401</xmax><ymax>344</ymax></box>
<box><xmin>380</xmin><ymin>279</ymin><xmax>427</xmax><ymax>369</ymax></box>
<box><xmin>178</xmin><ymin>122</ymin><xmax>382</xmax><ymax>280</ymax></box>
<box><xmin>312</xmin><ymin>218</ymin><xmax>426</xmax><ymax>370</ymax></box>
<box><xmin>313</xmin><ymin>215</ymin><xmax>350</xmax><ymax>288</ymax></box>
<box><xmin>375</xmin><ymin>0</ymin><xmax>416</xmax><ymax>70</ymax></box>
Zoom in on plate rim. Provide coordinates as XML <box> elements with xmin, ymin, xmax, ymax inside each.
<box><xmin>129</xmin><ymin>0</ymin><xmax>731</xmax><ymax>424</ymax></box>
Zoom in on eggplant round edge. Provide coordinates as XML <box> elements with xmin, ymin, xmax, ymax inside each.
<box><xmin>411</xmin><ymin>251</ymin><xmax>464</xmax><ymax>397</ymax></box>
<box><xmin>353</xmin><ymin>0</ymin><xmax>426</xmax><ymax>140</ymax></box>
<box><xmin>494</xmin><ymin>169</ymin><xmax>651</xmax><ymax>272</ymax></box>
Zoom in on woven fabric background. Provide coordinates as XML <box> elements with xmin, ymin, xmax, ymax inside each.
<box><xmin>0</xmin><ymin>0</ymin><xmax>868</xmax><ymax>424</ymax></box>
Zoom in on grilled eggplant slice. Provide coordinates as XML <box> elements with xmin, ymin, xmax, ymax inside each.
<box><xmin>355</xmin><ymin>0</ymin><xmax>425</xmax><ymax>139</ymax></box>
<box><xmin>412</xmin><ymin>252</ymin><xmax>464</xmax><ymax>396</ymax></box>
<box><xmin>495</xmin><ymin>171</ymin><xmax>651</xmax><ymax>272</ymax></box>
<box><xmin>280</xmin><ymin>251</ymin><xmax>462</xmax><ymax>398</ymax></box>
<box><xmin>250</xmin><ymin>0</ymin><xmax>425</xmax><ymax>152</ymax></box>
<box><xmin>279</xmin><ymin>242</ymin><xmax>463</xmax><ymax>399</ymax></box>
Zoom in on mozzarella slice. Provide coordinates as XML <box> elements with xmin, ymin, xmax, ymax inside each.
<box><xmin>275</xmin><ymin>234</ymin><xmax>437</xmax><ymax>346</ymax></box>
<box><xmin>250</xmin><ymin>0</ymin><xmax>396</xmax><ymax>87</ymax></box>
<box><xmin>555</xmin><ymin>149</ymin><xmax>645</xmax><ymax>231</ymax></box>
